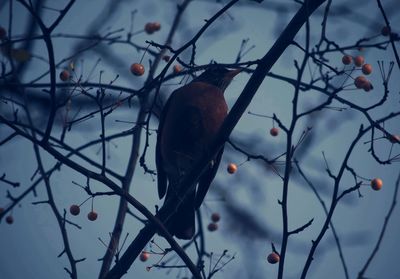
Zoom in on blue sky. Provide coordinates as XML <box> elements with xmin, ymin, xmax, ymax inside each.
<box><xmin>1</xmin><ymin>1</ymin><xmax>400</xmax><ymax>278</ymax></box>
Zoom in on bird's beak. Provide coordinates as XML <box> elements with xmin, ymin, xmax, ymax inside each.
<box><xmin>226</xmin><ymin>68</ymin><xmax>242</xmax><ymax>79</ymax></box>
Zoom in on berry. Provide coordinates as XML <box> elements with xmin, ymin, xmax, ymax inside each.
<box><xmin>354</xmin><ymin>56</ymin><xmax>365</xmax><ymax>67</ymax></box>
<box><xmin>211</xmin><ymin>213</ymin><xmax>221</xmax><ymax>223</ymax></box>
<box><xmin>59</xmin><ymin>70</ymin><xmax>70</xmax><ymax>82</ymax></box>
<box><xmin>130</xmin><ymin>63</ymin><xmax>145</xmax><ymax>76</ymax></box>
<box><xmin>140</xmin><ymin>251</ymin><xmax>150</xmax><ymax>262</ymax></box>
<box><xmin>341</xmin><ymin>55</ymin><xmax>352</xmax><ymax>65</ymax></box>
<box><xmin>354</xmin><ymin>76</ymin><xmax>367</xmax><ymax>89</ymax></box>
<box><xmin>370</xmin><ymin>178</ymin><xmax>383</xmax><ymax>191</ymax></box>
<box><xmin>267</xmin><ymin>252</ymin><xmax>280</xmax><ymax>264</ymax></box>
<box><xmin>381</xmin><ymin>26</ymin><xmax>391</xmax><ymax>36</ymax></box>
<box><xmin>270</xmin><ymin>127</ymin><xmax>279</xmax><ymax>137</ymax></box>
<box><xmin>227</xmin><ymin>163</ymin><xmax>237</xmax><ymax>174</ymax></box>
<box><xmin>207</xmin><ymin>222</ymin><xmax>218</xmax><ymax>232</ymax></box>
<box><xmin>87</xmin><ymin>211</ymin><xmax>98</xmax><ymax>221</ymax></box>
<box><xmin>0</xmin><ymin>26</ymin><xmax>6</xmax><ymax>40</ymax></box>
<box><xmin>6</xmin><ymin>215</ymin><xmax>13</xmax><ymax>225</ymax></box>
<box><xmin>69</xmin><ymin>204</ymin><xmax>80</xmax><ymax>216</ymax></box>
<box><xmin>144</xmin><ymin>22</ymin><xmax>161</xmax><ymax>34</ymax></box>
<box><xmin>362</xmin><ymin>64</ymin><xmax>372</xmax><ymax>75</ymax></box>
<box><xmin>362</xmin><ymin>81</ymin><xmax>372</xmax><ymax>92</ymax></box>
<box><xmin>173</xmin><ymin>64</ymin><xmax>182</xmax><ymax>73</ymax></box>
<box><xmin>152</xmin><ymin>22</ymin><xmax>161</xmax><ymax>31</ymax></box>
<box><xmin>144</xmin><ymin>23</ymin><xmax>155</xmax><ymax>34</ymax></box>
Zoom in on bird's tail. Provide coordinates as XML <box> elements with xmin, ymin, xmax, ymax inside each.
<box><xmin>165</xmin><ymin>187</ymin><xmax>195</xmax><ymax>240</ymax></box>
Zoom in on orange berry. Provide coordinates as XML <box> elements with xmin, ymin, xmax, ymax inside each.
<box><xmin>370</xmin><ymin>178</ymin><xmax>383</xmax><ymax>191</ymax></box>
<box><xmin>267</xmin><ymin>252</ymin><xmax>280</xmax><ymax>264</ymax></box>
<box><xmin>152</xmin><ymin>22</ymin><xmax>161</xmax><ymax>31</ymax></box>
<box><xmin>173</xmin><ymin>64</ymin><xmax>182</xmax><ymax>74</ymax></box>
<box><xmin>130</xmin><ymin>63</ymin><xmax>145</xmax><ymax>76</ymax></box>
<box><xmin>362</xmin><ymin>64</ymin><xmax>372</xmax><ymax>75</ymax></box>
<box><xmin>362</xmin><ymin>81</ymin><xmax>373</xmax><ymax>92</ymax></box>
<box><xmin>354</xmin><ymin>76</ymin><xmax>367</xmax><ymax>89</ymax></box>
<box><xmin>6</xmin><ymin>215</ymin><xmax>13</xmax><ymax>224</ymax></box>
<box><xmin>87</xmin><ymin>211</ymin><xmax>98</xmax><ymax>221</ymax></box>
<box><xmin>381</xmin><ymin>26</ymin><xmax>391</xmax><ymax>36</ymax></box>
<box><xmin>144</xmin><ymin>22</ymin><xmax>161</xmax><ymax>34</ymax></box>
<box><xmin>69</xmin><ymin>204</ymin><xmax>80</xmax><ymax>216</ymax></box>
<box><xmin>341</xmin><ymin>55</ymin><xmax>352</xmax><ymax>65</ymax></box>
<box><xmin>59</xmin><ymin>70</ymin><xmax>70</xmax><ymax>82</ymax></box>
<box><xmin>354</xmin><ymin>56</ymin><xmax>365</xmax><ymax>67</ymax></box>
<box><xmin>140</xmin><ymin>251</ymin><xmax>150</xmax><ymax>262</ymax></box>
<box><xmin>207</xmin><ymin>222</ymin><xmax>218</xmax><ymax>232</ymax></box>
<box><xmin>227</xmin><ymin>163</ymin><xmax>237</xmax><ymax>174</ymax></box>
<box><xmin>144</xmin><ymin>23</ymin><xmax>155</xmax><ymax>34</ymax></box>
<box><xmin>270</xmin><ymin>127</ymin><xmax>279</xmax><ymax>137</ymax></box>
<box><xmin>211</xmin><ymin>213</ymin><xmax>221</xmax><ymax>223</ymax></box>
<box><xmin>0</xmin><ymin>26</ymin><xmax>6</xmax><ymax>40</ymax></box>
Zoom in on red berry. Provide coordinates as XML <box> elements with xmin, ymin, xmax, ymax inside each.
<box><xmin>152</xmin><ymin>22</ymin><xmax>161</xmax><ymax>31</ymax></box>
<box><xmin>130</xmin><ymin>63</ymin><xmax>145</xmax><ymax>76</ymax></box>
<box><xmin>227</xmin><ymin>163</ymin><xmax>237</xmax><ymax>174</ymax></box>
<box><xmin>144</xmin><ymin>22</ymin><xmax>161</xmax><ymax>34</ymax></box>
<box><xmin>267</xmin><ymin>252</ymin><xmax>280</xmax><ymax>264</ymax></box>
<box><xmin>69</xmin><ymin>204</ymin><xmax>80</xmax><ymax>216</ymax></box>
<box><xmin>59</xmin><ymin>70</ymin><xmax>70</xmax><ymax>82</ymax></box>
<box><xmin>211</xmin><ymin>213</ymin><xmax>221</xmax><ymax>223</ymax></box>
<box><xmin>5</xmin><ymin>215</ymin><xmax>13</xmax><ymax>224</ymax></box>
<box><xmin>140</xmin><ymin>251</ymin><xmax>150</xmax><ymax>262</ymax></box>
<box><xmin>362</xmin><ymin>81</ymin><xmax>372</xmax><ymax>92</ymax></box>
<box><xmin>207</xmin><ymin>222</ymin><xmax>218</xmax><ymax>232</ymax></box>
<box><xmin>173</xmin><ymin>64</ymin><xmax>182</xmax><ymax>73</ymax></box>
<box><xmin>144</xmin><ymin>23</ymin><xmax>155</xmax><ymax>34</ymax></box>
<box><xmin>87</xmin><ymin>211</ymin><xmax>98</xmax><ymax>221</ymax></box>
<box><xmin>362</xmin><ymin>64</ymin><xmax>372</xmax><ymax>75</ymax></box>
<box><xmin>354</xmin><ymin>56</ymin><xmax>365</xmax><ymax>67</ymax></box>
<box><xmin>341</xmin><ymin>55</ymin><xmax>352</xmax><ymax>65</ymax></box>
<box><xmin>370</xmin><ymin>178</ymin><xmax>383</xmax><ymax>191</ymax></box>
<box><xmin>354</xmin><ymin>76</ymin><xmax>367</xmax><ymax>89</ymax></box>
<box><xmin>381</xmin><ymin>26</ymin><xmax>391</xmax><ymax>36</ymax></box>
<box><xmin>270</xmin><ymin>127</ymin><xmax>279</xmax><ymax>137</ymax></box>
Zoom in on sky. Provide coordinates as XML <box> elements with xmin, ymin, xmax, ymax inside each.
<box><xmin>1</xmin><ymin>0</ymin><xmax>400</xmax><ymax>279</ymax></box>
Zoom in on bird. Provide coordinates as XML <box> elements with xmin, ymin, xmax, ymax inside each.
<box><xmin>156</xmin><ymin>66</ymin><xmax>241</xmax><ymax>239</ymax></box>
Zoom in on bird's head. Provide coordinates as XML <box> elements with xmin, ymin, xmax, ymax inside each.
<box><xmin>194</xmin><ymin>66</ymin><xmax>241</xmax><ymax>91</ymax></box>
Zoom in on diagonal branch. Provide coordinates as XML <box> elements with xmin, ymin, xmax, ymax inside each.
<box><xmin>357</xmin><ymin>171</ymin><xmax>400</xmax><ymax>279</ymax></box>
<box><xmin>104</xmin><ymin>1</ymin><xmax>327</xmax><ymax>278</ymax></box>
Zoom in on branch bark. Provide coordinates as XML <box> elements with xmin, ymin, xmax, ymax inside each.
<box><xmin>105</xmin><ymin>0</ymin><xmax>327</xmax><ymax>278</ymax></box>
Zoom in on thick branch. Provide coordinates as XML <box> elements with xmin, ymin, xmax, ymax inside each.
<box><xmin>105</xmin><ymin>0</ymin><xmax>327</xmax><ymax>278</ymax></box>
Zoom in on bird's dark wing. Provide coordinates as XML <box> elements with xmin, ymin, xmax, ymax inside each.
<box><xmin>194</xmin><ymin>146</ymin><xmax>224</xmax><ymax>209</ymax></box>
<box><xmin>156</xmin><ymin>94</ymin><xmax>173</xmax><ymax>199</ymax></box>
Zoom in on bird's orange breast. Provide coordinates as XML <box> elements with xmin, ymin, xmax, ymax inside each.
<box><xmin>160</xmin><ymin>82</ymin><xmax>228</xmax><ymax>173</ymax></box>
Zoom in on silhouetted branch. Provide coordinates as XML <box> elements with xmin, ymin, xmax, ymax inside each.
<box><xmin>357</xmin><ymin>171</ymin><xmax>400</xmax><ymax>279</ymax></box>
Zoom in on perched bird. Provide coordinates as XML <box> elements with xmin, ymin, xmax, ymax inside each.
<box><xmin>156</xmin><ymin>66</ymin><xmax>240</xmax><ymax>239</ymax></box>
